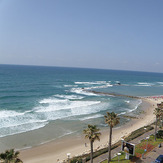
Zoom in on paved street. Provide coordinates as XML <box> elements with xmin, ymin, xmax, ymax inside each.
<box><xmin>141</xmin><ymin>145</ymin><xmax>163</xmax><ymax>163</ymax></box>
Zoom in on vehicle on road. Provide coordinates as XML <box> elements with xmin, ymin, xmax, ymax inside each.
<box><xmin>155</xmin><ymin>155</ymin><xmax>163</xmax><ymax>163</ymax></box>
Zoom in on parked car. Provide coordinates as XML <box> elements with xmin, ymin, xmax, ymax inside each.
<box><xmin>155</xmin><ymin>155</ymin><xmax>163</xmax><ymax>163</ymax></box>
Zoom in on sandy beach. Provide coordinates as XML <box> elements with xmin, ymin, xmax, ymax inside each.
<box><xmin>19</xmin><ymin>97</ymin><xmax>162</xmax><ymax>163</ymax></box>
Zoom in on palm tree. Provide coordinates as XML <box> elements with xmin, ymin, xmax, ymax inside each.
<box><xmin>83</xmin><ymin>124</ymin><xmax>101</xmax><ymax>163</ymax></box>
<box><xmin>157</xmin><ymin>103</ymin><xmax>163</xmax><ymax>128</ymax></box>
<box><xmin>154</xmin><ymin>107</ymin><xmax>162</xmax><ymax>141</ymax></box>
<box><xmin>0</xmin><ymin>149</ymin><xmax>23</xmax><ymax>163</ymax></box>
<box><xmin>104</xmin><ymin>112</ymin><xmax>120</xmax><ymax>162</ymax></box>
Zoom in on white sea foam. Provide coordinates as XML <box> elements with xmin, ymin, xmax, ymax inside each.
<box><xmin>36</xmin><ymin>97</ymin><xmax>101</xmax><ymax>113</ymax></box>
<box><xmin>125</xmin><ymin>100</ymin><xmax>130</xmax><ymax>103</ymax></box>
<box><xmin>72</xmin><ymin>81</ymin><xmax>113</xmax><ymax>93</ymax></box>
<box><xmin>70</xmin><ymin>88</ymin><xmax>99</xmax><ymax>96</ymax></box>
<box><xmin>84</xmin><ymin>84</ymin><xmax>113</xmax><ymax>90</ymax></box>
<box><xmin>0</xmin><ymin>110</ymin><xmax>25</xmax><ymax>118</ymax></box>
<box><xmin>75</xmin><ymin>81</ymin><xmax>106</xmax><ymax>85</ymax></box>
<box><xmin>157</xmin><ymin>82</ymin><xmax>163</xmax><ymax>86</ymax></box>
<box><xmin>115</xmin><ymin>81</ymin><xmax>120</xmax><ymax>83</ymax></box>
<box><xmin>71</xmin><ymin>102</ymin><xmax>109</xmax><ymax>116</ymax></box>
<box><xmin>54</xmin><ymin>94</ymin><xmax>84</xmax><ymax>100</ymax></box>
<box><xmin>64</xmin><ymin>85</ymin><xmax>78</xmax><ymax>87</ymax></box>
<box><xmin>118</xmin><ymin>111</ymin><xmax>127</xmax><ymax>115</ymax></box>
<box><xmin>0</xmin><ymin>121</ymin><xmax>48</xmax><ymax>138</ymax></box>
<box><xmin>0</xmin><ymin>108</ymin><xmax>50</xmax><ymax>138</ymax></box>
<box><xmin>138</xmin><ymin>82</ymin><xmax>149</xmax><ymax>85</ymax></box>
<box><xmin>39</xmin><ymin>98</ymin><xmax>68</xmax><ymax>104</ymax></box>
<box><xmin>0</xmin><ymin>119</ymin><xmax>47</xmax><ymax>129</ymax></box>
<box><xmin>0</xmin><ymin>109</ymin><xmax>48</xmax><ymax>129</ymax></box>
<box><xmin>79</xmin><ymin>114</ymin><xmax>103</xmax><ymax>121</ymax></box>
<box><xmin>136</xmin><ymin>82</ymin><xmax>154</xmax><ymax>87</ymax></box>
<box><xmin>128</xmin><ymin>99</ymin><xmax>142</xmax><ymax>113</ymax></box>
<box><xmin>118</xmin><ymin>99</ymin><xmax>142</xmax><ymax>115</ymax></box>
<box><xmin>157</xmin><ymin>82</ymin><xmax>163</xmax><ymax>84</ymax></box>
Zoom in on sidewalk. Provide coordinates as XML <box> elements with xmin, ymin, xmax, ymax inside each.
<box><xmin>87</xmin><ymin>129</ymin><xmax>155</xmax><ymax>163</ymax></box>
<box><xmin>140</xmin><ymin>145</ymin><xmax>163</xmax><ymax>163</ymax></box>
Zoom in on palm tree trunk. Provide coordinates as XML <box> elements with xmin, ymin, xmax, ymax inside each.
<box><xmin>154</xmin><ymin>115</ymin><xmax>157</xmax><ymax>141</ymax></box>
<box><xmin>90</xmin><ymin>141</ymin><xmax>93</xmax><ymax>163</ymax></box>
<box><xmin>108</xmin><ymin>126</ymin><xmax>112</xmax><ymax>163</ymax></box>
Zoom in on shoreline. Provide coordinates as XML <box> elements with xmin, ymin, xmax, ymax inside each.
<box><xmin>19</xmin><ymin>97</ymin><xmax>162</xmax><ymax>163</ymax></box>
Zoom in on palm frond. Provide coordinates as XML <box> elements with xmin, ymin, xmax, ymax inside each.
<box><xmin>104</xmin><ymin>111</ymin><xmax>120</xmax><ymax>128</ymax></box>
<box><xmin>83</xmin><ymin>124</ymin><xmax>101</xmax><ymax>142</ymax></box>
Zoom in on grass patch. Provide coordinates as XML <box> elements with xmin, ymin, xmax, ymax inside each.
<box><xmin>102</xmin><ymin>152</ymin><xmax>130</xmax><ymax>163</ymax></box>
<box><xmin>135</xmin><ymin>134</ymin><xmax>163</xmax><ymax>158</ymax></box>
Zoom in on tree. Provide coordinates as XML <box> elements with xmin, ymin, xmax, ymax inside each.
<box><xmin>104</xmin><ymin>112</ymin><xmax>120</xmax><ymax>162</ymax></box>
<box><xmin>83</xmin><ymin>124</ymin><xmax>101</xmax><ymax>163</ymax></box>
<box><xmin>157</xmin><ymin>103</ymin><xmax>163</xmax><ymax>129</ymax></box>
<box><xmin>0</xmin><ymin>149</ymin><xmax>23</xmax><ymax>163</ymax></box>
<box><xmin>154</xmin><ymin>107</ymin><xmax>162</xmax><ymax>141</ymax></box>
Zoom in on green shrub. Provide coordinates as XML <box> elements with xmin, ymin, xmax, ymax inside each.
<box><xmin>125</xmin><ymin>125</ymin><xmax>153</xmax><ymax>142</ymax></box>
<box><xmin>156</xmin><ymin>130</ymin><xmax>163</xmax><ymax>138</ymax></box>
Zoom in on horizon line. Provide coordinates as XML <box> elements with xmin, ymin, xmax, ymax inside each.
<box><xmin>0</xmin><ymin>63</ymin><xmax>163</xmax><ymax>74</ymax></box>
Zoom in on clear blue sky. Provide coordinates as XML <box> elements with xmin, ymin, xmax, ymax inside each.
<box><xmin>0</xmin><ymin>0</ymin><xmax>163</xmax><ymax>72</ymax></box>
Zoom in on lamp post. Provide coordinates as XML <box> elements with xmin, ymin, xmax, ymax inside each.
<box><xmin>67</xmin><ymin>153</ymin><xmax>71</xmax><ymax>163</ymax></box>
<box><xmin>146</xmin><ymin>136</ymin><xmax>149</xmax><ymax>152</ymax></box>
<box><xmin>121</xmin><ymin>138</ymin><xmax>124</xmax><ymax>151</ymax></box>
<box><xmin>161</xmin><ymin>120</ymin><xmax>163</xmax><ymax>128</ymax></box>
<box><xmin>117</xmin><ymin>153</ymin><xmax>121</xmax><ymax>163</ymax></box>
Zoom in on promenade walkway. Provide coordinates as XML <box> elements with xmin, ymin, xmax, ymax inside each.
<box><xmin>87</xmin><ymin>129</ymin><xmax>155</xmax><ymax>163</ymax></box>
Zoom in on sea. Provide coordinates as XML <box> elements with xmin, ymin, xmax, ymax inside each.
<box><xmin>0</xmin><ymin>64</ymin><xmax>163</xmax><ymax>148</ymax></box>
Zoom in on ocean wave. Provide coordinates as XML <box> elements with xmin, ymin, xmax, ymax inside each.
<box><xmin>118</xmin><ymin>111</ymin><xmax>127</xmax><ymax>115</ymax></box>
<box><xmin>69</xmin><ymin>81</ymin><xmax>114</xmax><ymax>94</ymax></box>
<box><xmin>71</xmin><ymin>102</ymin><xmax>109</xmax><ymax>116</ymax></box>
<box><xmin>118</xmin><ymin>99</ymin><xmax>142</xmax><ymax>115</ymax></box>
<box><xmin>157</xmin><ymin>82</ymin><xmax>163</xmax><ymax>84</ymax></box>
<box><xmin>0</xmin><ymin>110</ymin><xmax>25</xmax><ymax>118</ymax></box>
<box><xmin>135</xmin><ymin>84</ymin><xmax>152</xmax><ymax>87</ymax></box>
<box><xmin>0</xmin><ymin>110</ymin><xmax>47</xmax><ymax>129</ymax></box>
<box><xmin>125</xmin><ymin>100</ymin><xmax>130</xmax><ymax>104</ymax></box>
<box><xmin>64</xmin><ymin>85</ymin><xmax>78</xmax><ymax>87</ymax></box>
<box><xmin>75</xmin><ymin>81</ymin><xmax>107</xmax><ymax>85</ymax></box>
<box><xmin>0</xmin><ymin>119</ymin><xmax>47</xmax><ymax>129</ymax></box>
<box><xmin>135</xmin><ymin>82</ymin><xmax>154</xmax><ymax>87</ymax></box>
<box><xmin>0</xmin><ymin>121</ymin><xmax>48</xmax><ymax>138</ymax></box>
<box><xmin>70</xmin><ymin>88</ymin><xmax>100</xmax><ymax>96</ymax></box>
<box><xmin>39</xmin><ymin>98</ymin><xmax>68</xmax><ymax>104</ymax></box>
<box><xmin>79</xmin><ymin>114</ymin><xmax>103</xmax><ymax>121</ymax></box>
<box><xmin>128</xmin><ymin>99</ymin><xmax>142</xmax><ymax>113</ymax></box>
<box><xmin>138</xmin><ymin>82</ymin><xmax>150</xmax><ymax>85</ymax></box>
<box><xmin>36</xmin><ymin>98</ymin><xmax>101</xmax><ymax>113</ymax></box>
<box><xmin>157</xmin><ymin>82</ymin><xmax>163</xmax><ymax>86</ymax></box>
<box><xmin>84</xmin><ymin>84</ymin><xmax>113</xmax><ymax>90</ymax></box>
<box><xmin>54</xmin><ymin>94</ymin><xmax>84</xmax><ymax>100</ymax></box>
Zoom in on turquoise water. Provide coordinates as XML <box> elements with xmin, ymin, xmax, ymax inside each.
<box><xmin>0</xmin><ymin>64</ymin><xmax>163</xmax><ymax>138</ymax></box>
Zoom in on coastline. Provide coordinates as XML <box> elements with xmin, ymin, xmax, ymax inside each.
<box><xmin>19</xmin><ymin>97</ymin><xmax>161</xmax><ymax>163</ymax></box>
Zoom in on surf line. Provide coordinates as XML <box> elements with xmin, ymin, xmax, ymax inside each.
<box><xmin>85</xmin><ymin>90</ymin><xmax>142</xmax><ymax>99</ymax></box>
